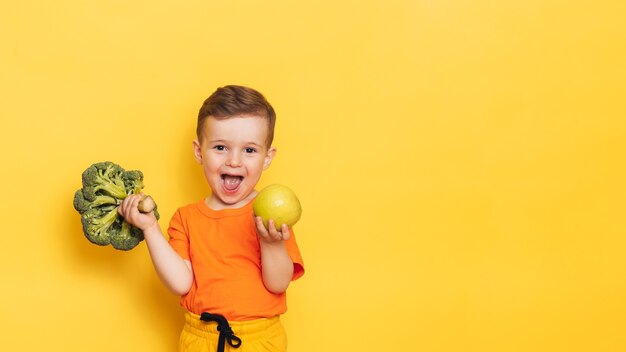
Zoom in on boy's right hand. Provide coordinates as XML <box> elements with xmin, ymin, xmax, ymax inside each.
<box><xmin>118</xmin><ymin>193</ymin><xmax>158</xmax><ymax>232</ymax></box>
<box><xmin>255</xmin><ymin>216</ymin><xmax>291</xmax><ymax>243</ymax></box>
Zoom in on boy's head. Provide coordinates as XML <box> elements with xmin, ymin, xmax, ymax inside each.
<box><xmin>193</xmin><ymin>85</ymin><xmax>278</xmax><ymax>210</ymax></box>
<box><xmin>197</xmin><ymin>85</ymin><xmax>276</xmax><ymax>148</ymax></box>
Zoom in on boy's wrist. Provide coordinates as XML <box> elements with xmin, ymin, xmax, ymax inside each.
<box><xmin>259</xmin><ymin>239</ymin><xmax>287</xmax><ymax>252</ymax></box>
<box><xmin>142</xmin><ymin>220</ymin><xmax>161</xmax><ymax>238</ymax></box>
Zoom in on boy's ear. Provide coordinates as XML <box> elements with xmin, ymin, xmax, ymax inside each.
<box><xmin>192</xmin><ymin>140</ymin><xmax>203</xmax><ymax>164</ymax></box>
<box><xmin>263</xmin><ymin>147</ymin><xmax>277</xmax><ymax>170</ymax></box>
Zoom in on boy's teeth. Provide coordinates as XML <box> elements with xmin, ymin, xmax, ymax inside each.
<box><xmin>223</xmin><ymin>175</ymin><xmax>242</xmax><ymax>191</ymax></box>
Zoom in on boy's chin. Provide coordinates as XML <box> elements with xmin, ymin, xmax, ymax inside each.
<box><xmin>211</xmin><ymin>190</ymin><xmax>254</xmax><ymax>208</ymax></box>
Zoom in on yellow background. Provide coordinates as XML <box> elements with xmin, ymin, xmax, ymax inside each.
<box><xmin>1</xmin><ymin>0</ymin><xmax>625</xmax><ymax>351</ymax></box>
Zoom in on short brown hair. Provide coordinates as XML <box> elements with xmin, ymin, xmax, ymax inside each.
<box><xmin>197</xmin><ymin>85</ymin><xmax>276</xmax><ymax>146</ymax></box>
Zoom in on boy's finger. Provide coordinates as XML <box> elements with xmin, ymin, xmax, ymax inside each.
<box><xmin>255</xmin><ymin>217</ymin><xmax>269</xmax><ymax>236</ymax></box>
<box><xmin>121</xmin><ymin>194</ymin><xmax>135</xmax><ymax>212</ymax></box>
<box><xmin>281</xmin><ymin>224</ymin><xmax>290</xmax><ymax>241</ymax></box>
<box><xmin>267</xmin><ymin>220</ymin><xmax>279</xmax><ymax>239</ymax></box>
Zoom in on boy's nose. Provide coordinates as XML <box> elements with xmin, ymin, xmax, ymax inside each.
<box><xmin>226</xmin><ymin>152</ymin><xmax>242</xmax><ymax>167</ymax></box>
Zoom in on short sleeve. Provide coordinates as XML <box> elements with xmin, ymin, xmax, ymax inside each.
<box><xmin>285</xmin><ymin>228</ymin><xmax>305</xmax><ymax>281</ymax></box>
<box><xmin>168</xmin><ymin>209</ymin><xmax>190</xmax><ymax>260</ymax></box>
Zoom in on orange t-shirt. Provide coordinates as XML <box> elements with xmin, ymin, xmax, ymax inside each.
<box><xmin>167</xmin><ymin>199</ymin><xmax>305</xmax><ymax>321</ymax></box>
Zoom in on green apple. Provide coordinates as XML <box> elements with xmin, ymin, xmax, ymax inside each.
<box><xmin>253</xmin><ymin>184</ymin><xmax>302</xmax><ymax>230</ymax></box>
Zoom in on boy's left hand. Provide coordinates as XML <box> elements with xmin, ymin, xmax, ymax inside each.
<box><xmin>255</xmin><ymin>217</ymin><xmax>290</xmax><ymax>243</ymax></box>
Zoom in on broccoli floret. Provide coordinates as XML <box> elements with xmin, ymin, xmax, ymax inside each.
<box><xmin>73</xmin><ymin>189</ymin><xmax>118</xmax><ymax>213</ymax></box>
<box><xmin>73</xmin><ymin>161</ymin><xmax>160</xmax><ymax>251</ymax></box>
<box><xmin>123</xmin><ymin>170</ymin><xmax>144</xmax><ymax>195</ymax></box>
<box><xmin>109</xmin><ymin>220</ymin><xmax>144</xmax><ymax>251</ymax></box>
<box><xmin>81</xmin><ymin>161</ymin><xmax>127</xmax><ymax>200</ymax></box>
<box><xmin>80</xmin><ymin>206</ymin><xmax>118</xmax><ymax>246</ymax></box>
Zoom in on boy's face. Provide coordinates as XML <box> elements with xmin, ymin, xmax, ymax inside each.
<box><xmin>193</xmin><ymin>115</ymin><xmax>276</xmax><ymax>210</ymax></box>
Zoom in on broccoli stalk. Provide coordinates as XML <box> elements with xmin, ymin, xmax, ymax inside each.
<box><xmin>138</xmin><ymin>195</ymin><xmax>156</xmax><ymax>213</ymax></box>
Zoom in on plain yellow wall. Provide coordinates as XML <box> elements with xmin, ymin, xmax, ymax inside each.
<box><xmin>1</xmin><ymin>0</ymin><xmax>625</xmax><ymax>351</ymax></box>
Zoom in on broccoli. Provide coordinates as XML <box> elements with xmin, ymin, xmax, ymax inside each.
<box><xmin>81</xmin><ymin>162</ymin><xmax>128</xmax><ymax>200</ymax></box>
<box><xmin>73</xmin><ymin>161</ymin><xmax>159</xmax><ymax>251</ymax></box>
<box><xmin>80</xmin><ymin>206</ymin><xmax>118</xmax><ymax>246</ymax></box>
<box><xmin>73</xmin><ymin>189</ymin><xmax>118</xmax><ymax>213</ymax></box>
<box><xmin>109</xmin><ymin>220</ymin><xmax>144</xmax><ymax>251</ymax></box>
<box><xmin>123</xmin><ymin>170</ymin><xmax>144</xmax><ymax>195</ymax></box>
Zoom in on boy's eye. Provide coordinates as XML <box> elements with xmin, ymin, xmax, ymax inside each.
<box><xmin>214</xmin><ymin>145</ymin><xmax>226</xmax><ymax>151</ymax></box>
<box><xmin>245</xmin><ymin>148</ymin><xmax>256</xmax><ymax>153</ymax></box>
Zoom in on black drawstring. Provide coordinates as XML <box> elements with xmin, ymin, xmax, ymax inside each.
<box><xmin>200</xmin><ymin>312</ymin><xmax>242</xmax><ymax>352</ymax></box>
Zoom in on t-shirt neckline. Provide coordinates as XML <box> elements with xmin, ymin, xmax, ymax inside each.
<box><xmin>195</xmin><ymin>197</ymin><xmax>255</xmax><ymax>218</ymax></box>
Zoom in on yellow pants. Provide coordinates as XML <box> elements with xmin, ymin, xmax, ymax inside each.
<box><xmin>179</xmin><ymin>311</ymin><xmax>287</xmax><ymax>352</ymax></box>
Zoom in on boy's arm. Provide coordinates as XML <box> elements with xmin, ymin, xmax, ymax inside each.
<box><xmin>119</xmin><ymin>194</ymin><xmax>193</xmax><ymax>296</ymax></box>
<box><xmin>255</xmin><ymin>217</ymin><xmax>295</xmax><ymax>294</ymax></box>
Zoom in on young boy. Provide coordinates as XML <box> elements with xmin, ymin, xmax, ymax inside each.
<box><xmin>118</xmin><ymin>85</ymin><xmax>305</xmax><ymax>352</ymax></box>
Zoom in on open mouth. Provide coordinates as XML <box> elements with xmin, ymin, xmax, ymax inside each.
<box><xmin>221</xmin><ymin>174</ymin><xmax>244</xmax><ymax>192</ymax></box>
